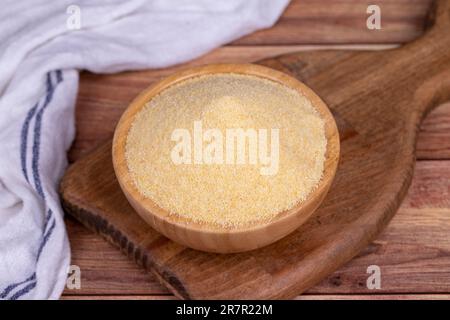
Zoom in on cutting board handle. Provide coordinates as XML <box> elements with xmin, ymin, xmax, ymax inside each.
<box><xmin>421</xmin><ymin>0</ymin><xmax>450</xmax><ymax>48</ymax></box>
<box><xmin>410</xmin><ymin>0</ymin><xmax>450</xmax><ymax>116</ymax></box>
<box><xmin>425</xmin><ymin>0</ymin><xmax>450</xmax><ymax>31</ymax></box>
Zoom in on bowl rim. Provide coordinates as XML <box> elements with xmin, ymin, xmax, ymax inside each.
<box><xmin>112</xmin><ymin>63</ymin><xmax>340</xmax><ymax>235</ymax></box>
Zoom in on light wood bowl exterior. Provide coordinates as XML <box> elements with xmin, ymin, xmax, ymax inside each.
<box><xmin>112</xmin><ymin>63</ymin><xmax>339</xmax><ymax>253</ymax></box>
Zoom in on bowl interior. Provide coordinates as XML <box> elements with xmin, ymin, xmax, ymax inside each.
<box><xmin>112</xmin><ymin>63</ymin><xmax>340</xmax><ymax>234</ymax></box>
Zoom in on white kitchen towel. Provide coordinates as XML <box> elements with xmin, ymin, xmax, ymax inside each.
<box><xmin>0</xmin><ymin>0</ymin><xmax>289</xmax><ymax>299</ymax></box>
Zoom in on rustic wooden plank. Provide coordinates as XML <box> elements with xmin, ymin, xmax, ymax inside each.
<box><xmin>234</xmin><ymin>0</ymin><xmax>432</xmax><ymax>45</ymax></box>
<box><xmin>417</xmin><ymin>103</ymin><xmax>450</xmax><ymax>159</ymax></box>
<box><xmin>62</xmin><ymin>160</ymin><xmax>450</xmax><ymax>296</ymax></box>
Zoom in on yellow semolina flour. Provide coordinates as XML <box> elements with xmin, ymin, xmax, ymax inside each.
<box><xmin>125</xmin><ymin>73</ymin><xmax>326</xmax><ymax>228</ymax></box>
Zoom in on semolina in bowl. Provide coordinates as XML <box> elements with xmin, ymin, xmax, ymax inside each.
<box><xmin>112</xmin><ymin>64</ymin><xmax>339</xmax><ymax>253</ymax></box>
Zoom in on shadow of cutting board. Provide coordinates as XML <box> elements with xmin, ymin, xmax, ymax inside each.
<box><xmin>60</xmin><ymin>1</ymin><xmax>450</xmax><ymax>299</ymax></box>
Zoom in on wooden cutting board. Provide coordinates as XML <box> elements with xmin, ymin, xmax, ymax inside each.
<box><xmin>60</xmin><ymin>0</ymin><xmax>450</xmax><ymax>299</ymax></box>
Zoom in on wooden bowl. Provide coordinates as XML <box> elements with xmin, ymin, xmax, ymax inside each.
<box><xmin>112</xmin><ymin>63</ymin><xmax>340</xmax><ymax>253</ymax></box>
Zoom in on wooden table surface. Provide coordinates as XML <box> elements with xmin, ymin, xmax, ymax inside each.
<box><xmin>62</xmin><ymin>0</ymin><xmax>450</xmax><ymax>300</ymax></box>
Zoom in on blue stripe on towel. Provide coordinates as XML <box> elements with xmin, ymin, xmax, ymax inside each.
<box><xmin>20</xmin><ymin>103</ymin><xmax>39</xmax><ymax>182</ymax></box>
<box><xmin>0</xmin><ymin>273</ymin><xmax>36</xmax><ymax>299</ymax></box>
<box><xmin>36</xmin><ymin>217</ymin><xmax>56</xmax><ymax>261</ymax></box>
<box><xmin>2</xmin><ymin>70</ymin><xmax>64</xmax><ymax>300</ymax></box>
<box><xmin>4</xmin><ymin>216</ymin><xmax>57</xmax><ymax>300</ymax></box>
<box><xmin>32</xmin><ymin>73</ymin><xmax>55</xmax><ymax>199</ymax></box>
<box><xmin>10</xmin><ymin>282</ymin><xmax>37</xmax><ymax>300</ymax></box>
<box><xmin>41</xmin><ymin>209</ymin><xmax>52</xmax><ymax>237</ymax></box>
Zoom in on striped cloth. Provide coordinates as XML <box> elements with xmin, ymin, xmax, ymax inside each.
<box><xmin>0</xmin><ymin>0</ymin><xmax>289</xmax><ymax>299</ymax></box>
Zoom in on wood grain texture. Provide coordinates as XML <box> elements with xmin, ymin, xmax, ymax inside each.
<box><xmin>62</xmin><ymin>161</ymin><xmax>450</xmax><ymax>297</ymax></box>
<box><xmin>416</xmin><ymin>103</ymin><xmax>450</xmax><ymax>159</ymax></box>
<box><xmin>235</xmin><ymin>0</ymin><xmax>433</xmax><ymax>45</ymax></box>
<box><xmin>60</xmin><ymin>0</ymin><xmax>450</xmax><ymax>300</ymax></box>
